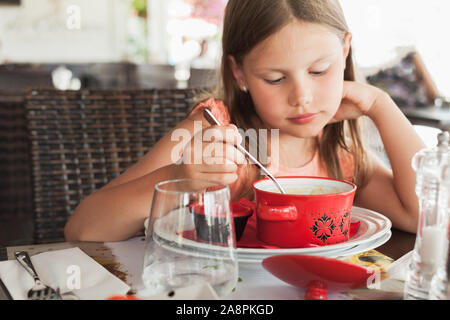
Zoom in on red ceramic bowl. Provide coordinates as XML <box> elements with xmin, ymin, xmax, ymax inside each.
<box><xmin>262</xmin><ymin>255</ymin><xmax>374</xmax><ymax>300</ymax></box>
<box><xmin>252</xmin><ymin>176</ymin><xmax>356</xmax><ymax>248</ymax></box>
<box><xmin>190</xmin><ymin>202</ymin><xmax>253</xmax><ymax>243</ymax></box>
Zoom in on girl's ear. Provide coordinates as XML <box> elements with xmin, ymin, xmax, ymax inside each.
<box><xmin>228</xmin><ymin>55</ymin><xmax>247</xmax><ymax>90</ymax></box>
<box><xmin>343</xmin><ymin>32</ymin><xmax>352</xmax><ymax>60</ymax></box>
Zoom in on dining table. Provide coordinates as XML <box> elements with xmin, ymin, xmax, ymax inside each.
<box><xmin>0</xmin><ymin>227</ymin><xmax>416</xmax><ymax>300</ymax></box>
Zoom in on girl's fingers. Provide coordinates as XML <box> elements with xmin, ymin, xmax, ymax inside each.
<box><xmin>199</xmin><ymin>172</ymin><xmax>239</xmax><ymax>185</ymax></box>
<box><xmin>198</xmin><ymin>157</ymin><xmax>238</xmax><ymax>173</ymax></box>
<box><xmin>182</xmin><ymin>141</ymin><xmax>246</xmax><ymax>166</ymax></box>
<box><xmin>203</xmin><ymin>125</ymin><xmax>243</xmax><ymax>146</ymax></box>
<box><xmin>179</xmin><ymin>124</ymin><xmax>247</xmax><ymax>181</ymax></box>
<box><xmin>202</xmin><ymin>141</ymin><xmax>246</xmax><ymax>165</ymax></box>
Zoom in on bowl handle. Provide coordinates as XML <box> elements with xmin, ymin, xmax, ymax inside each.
<box><xmin>257</xmin><ymin>204</ymin><xmax>298</xmax><ymax>221</ymax></box>
<box><xmin>237</xmin><ymin>198</ymin><xmax>256</xmax><ymax>211</ymax></box>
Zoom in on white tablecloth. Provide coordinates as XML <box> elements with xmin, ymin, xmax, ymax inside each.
<box><xmin>105</xmin><ymin>237</ymin><xmax>351</xmax><ymax>300</ymax></box>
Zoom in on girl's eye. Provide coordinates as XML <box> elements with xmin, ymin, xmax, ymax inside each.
<box><xmin>264</xmin><ymin>77</ymin><xmax>285</xmax><ymax>84</ymax></box>
<box><xmin>310</xmin><ymin>69</ymin><xmax>328</xmax><ymax>76</ymax></box>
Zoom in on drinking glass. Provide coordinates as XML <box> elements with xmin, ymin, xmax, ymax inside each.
<box><xmin>141</xmin><ymin>179</ymin><xmax>238</xmax><ymax>298</ymax></box>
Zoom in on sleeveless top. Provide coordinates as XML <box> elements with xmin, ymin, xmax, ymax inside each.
<box><xmin>190</xmin><ymin>98</ymin><xmax>355</xmax><ymax>191</ymax></box>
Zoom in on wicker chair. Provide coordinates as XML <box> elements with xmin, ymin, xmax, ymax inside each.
<box><xmin>0</xmin><ymin>92</ymin><xmax>34</xmax><ymax>246</ymax></box>
<box><xmin>25</xmin><ymin>88</ymin><xmax>202</xmax><ymax>244</ymax></box>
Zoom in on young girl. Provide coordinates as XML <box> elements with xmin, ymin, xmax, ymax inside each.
<box><xmin>64</xmin><ymin>0</ymin><xmax>424</xmax><ymax>242</ymax></box>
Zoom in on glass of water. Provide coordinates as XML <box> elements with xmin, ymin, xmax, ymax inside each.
<box><xmin>141</xmin><ymin>179</ymin><xmax>238</xmax><ymax>298</ymax></box>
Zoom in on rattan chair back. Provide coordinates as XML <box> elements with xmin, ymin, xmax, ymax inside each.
<box><xmin>25</xmin><ymin>88</ymin><xmax>200</xmax><ymax>243</ymax></box>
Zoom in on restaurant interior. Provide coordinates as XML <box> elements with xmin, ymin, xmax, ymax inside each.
<box><xmin>0</xmin><ymin>0</ymin><xmax>449</xmax><ymax>249</ymax></box>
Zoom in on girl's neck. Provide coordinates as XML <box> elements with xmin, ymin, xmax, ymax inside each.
<box><xmin>276</xmin><ymin>134</ymin><xmax>318</xmax><ymax>168</ymax></box>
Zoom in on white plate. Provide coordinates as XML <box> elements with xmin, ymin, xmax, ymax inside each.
<box><xmin>152</xmin><ymin>206</ymin><xmax>392</xmax><ymax>261</ymax></box>
<box><xmin>237</xmin><ymin>230</ymin><xmax>392</xmax><ymax>264</ymax></box>
<box><xmin>236</xmin><ymin>206</ymin><xmax>392</xmax><ymax>256</ymax></box>
<box><xmin>336</xmin><ymin>230</ymin><xmax>392</xmax><ymax>258</ymax></box>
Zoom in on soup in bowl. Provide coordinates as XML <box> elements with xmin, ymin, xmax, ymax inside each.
<box><xmin>252</xmin><ymin>176</ymin><xmax>357</xmax><ymax>248</ymax></box>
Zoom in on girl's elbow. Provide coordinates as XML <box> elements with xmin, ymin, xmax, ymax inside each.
<box><xmin>64</xmin><ymin>212</ymin><xmax>92</xmax><ymax>242</ymax></box>
<box><xmin>64</xmin><ymin>200</ymin><xmax>95</xmax><ymax>242</ymax></box>
<box><xmin>64</xmin><ymin>218</ymin><xmax>82</xmax><ymax>242</ymax></box>
<box><xmin>64</xmin><ymin>219</ymin><xmax>102</xmax><ymax>242</ymax></box>
<box><xmin>401</xmin><ymin>208</ymin><xmax>419</xmax><ymax>234</ymax></box>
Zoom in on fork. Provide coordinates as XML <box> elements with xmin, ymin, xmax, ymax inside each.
<box><xmin>14</xmin><ymin>251</ymin><xmax>61</xmax><ymax>300</ymax></box>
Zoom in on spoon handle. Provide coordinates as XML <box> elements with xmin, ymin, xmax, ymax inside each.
<box><xmin>202</xmin><ymin>108</ymin><xmax>286</xmax><ymax>194</ymax></box>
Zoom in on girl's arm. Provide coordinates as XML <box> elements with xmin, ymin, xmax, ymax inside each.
<box><xmin>335</xmin><ymin>82</ymin><xmax>425</xmax><ymax>233</ymax></box>
<box><xmin>356</xmin><ymin>90</ymin><xmax>425</xmax><ymax>233</ymax></box>
<box><xmin>64</xmin><ymin>111</ymin><xmax>208</xmax><ymax>242</ymax></box>
<box><xmin>64</xmin><ymin>164</ymin><xmax>176</xmax><ymax>242</ymax></box>
<box><xmin>64</xmin><ymin>110</ymin><xmax>245</xmax><ymax>242</ymax></box>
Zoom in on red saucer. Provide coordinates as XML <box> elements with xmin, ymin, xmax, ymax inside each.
<box><xmin>262</xmin><ymin>255</ymin><xmax>374</xmax><ymax>300</ymax></box>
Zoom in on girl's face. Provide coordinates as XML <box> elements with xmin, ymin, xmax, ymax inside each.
<box><xmin>230</xmin><ymin>20</ymin><xmax>351</xmax><ymax>138</ymax></box>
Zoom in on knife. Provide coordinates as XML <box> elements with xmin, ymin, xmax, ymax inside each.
<box><xmin>0</xmin><ymin>278</ymin><xmax>13</xmax><ymax>300</ymax></box>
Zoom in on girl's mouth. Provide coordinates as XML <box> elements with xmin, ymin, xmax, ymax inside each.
<box><xmin>288</xmin><ymin>113</ymin><xmax>318</xmax><ymax>124</ymax></box>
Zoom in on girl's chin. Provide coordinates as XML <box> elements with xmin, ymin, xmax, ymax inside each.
<box><xmin>284</xmin><ymin>123</ymin><xmax>326</xmax><ymax>139</ymax></box>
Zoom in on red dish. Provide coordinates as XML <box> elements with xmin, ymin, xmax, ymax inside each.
<box><xmin>252</xmin><ymin>176</ymin><xmax>357</xmax><ymax>248</ymax></box>
<box><xmin>190</xmin><ymin>202</ymin><xmax>253</xmax><ymax>243</ymax></box>
<box><xmin>262</xmin><ymin>255</ymin><xmax>374</xmax><ymax>300</ymax></box>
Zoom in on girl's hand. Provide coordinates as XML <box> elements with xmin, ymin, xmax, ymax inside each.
<box><xmin>172</xmin><ymin>124</ymin><xmax>247</xmax><ymax>185</ymax></box>
<box><xmin>330</xmin><ymin>81</ymin><xmax>385</xmax><ymax>123</ymax></box>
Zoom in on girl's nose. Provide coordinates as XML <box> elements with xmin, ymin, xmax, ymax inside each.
<box><xmin>288</xmin><ymin>83</ymin><xmax>313</xmax><ymax>108</ymax></box>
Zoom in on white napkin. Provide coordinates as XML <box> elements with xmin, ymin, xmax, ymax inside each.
<box><xmin>386</xmin><ymin>250</ymin><xmax>412</xmax><ymax>281</ymax></box>
<box><xmin>0</xmin><ymin>247</ymin><xmax>130</xmax><ymax>300</ymax></box>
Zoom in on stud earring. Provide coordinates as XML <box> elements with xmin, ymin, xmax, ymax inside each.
<box><xmin>241</xmin><ymin>86</ymin><xmax>248</xmax><ymax>93</ymax></box>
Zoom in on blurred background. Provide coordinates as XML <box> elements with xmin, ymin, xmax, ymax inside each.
<box><xmin>0</xmin><ymin>0</ymin><xmax>448</xmax><ymax>98</ymax></box>
<box><xmin>0</xmin><ymin>0</ymin><xmax>226</xmax><ymax>90</ymax></box>
<box><xmin>1</xmin><ymin>0</ymin><xmax>450</xmax><ymax>247</ymax></box>
<box><xmin>0</xmin><ymin>0</ymin><xmax>450</xmax><ymax>100</ymax></box>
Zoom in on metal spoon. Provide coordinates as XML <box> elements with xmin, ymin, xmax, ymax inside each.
<box><xmin>203</xmin><ymin>108</ymin><xmax>286</xmax><ymax>194</ymax></box>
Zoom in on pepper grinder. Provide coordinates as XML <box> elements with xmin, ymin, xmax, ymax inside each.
<box><xmin>404</xmin><ymin>131</ymin><xmax>450</xmax><ymax>300</ymax></box>
<box><xmin>429</xmin><ymin>150</ymin><xmax>450</xmax><ymax>300</ymax></box>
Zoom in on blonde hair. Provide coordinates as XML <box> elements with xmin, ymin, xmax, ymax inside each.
<box><xmin>195</xmin><ymin>0</ymin><xmax>369</xmax><ymax>200</ymax></box>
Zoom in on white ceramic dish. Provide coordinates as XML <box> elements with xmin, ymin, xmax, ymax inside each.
<box><xmin>237</xmin><ymin>230</ymin><xmax>392</xmax><ymax>264</ymax></box>
<box><xmin>150</xmin><ymin>206</ymin><xmax>392</xmax><ymax>262</ymax></box>
<box><xmin>236</xmin><ymin>206</ymin><xmax>392</xmax><ymax>256</ymax></box>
